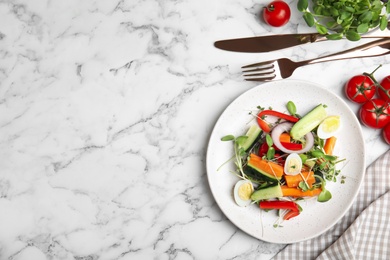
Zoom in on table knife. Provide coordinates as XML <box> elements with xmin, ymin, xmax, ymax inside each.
<box><xmin>214</xmin><ymin>32</ymin><xmax>390</xmax><ymax>53</ymax></box>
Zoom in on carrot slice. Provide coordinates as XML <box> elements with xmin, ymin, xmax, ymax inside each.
<box><xmin>284</xmin><ymin>171</ymin><xmax>315</xmax><ymax>188</ymax></box>
<box><xmin>281</xmin><ymin>185</ymin><xmax>322</xmax><ymax>197</ymax></box>
<box><xmin>324</xmin><ymin>136</ymin><xmax>337</xmax><ymax>155</ymax></box>
<box><xmin>279</xmin><ymin>133</ymin><xmax>291</xmax><ymax>143</ymax></box>
<box><xmin>249</xmin><ymin>153</ymin><xmax>284</xmax><ymax>178</ymax></box>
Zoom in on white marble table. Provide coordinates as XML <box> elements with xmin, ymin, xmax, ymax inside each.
<box><xmin>0</xmin><ymin>0</ymin><xmax>388</xmax><ymax>259</ymax></box>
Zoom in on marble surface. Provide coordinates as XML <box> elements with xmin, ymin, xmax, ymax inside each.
<box><xmin>0</xmin><ymin>0</ymin><xmax>388</xmax><ymax>259</ymax></box>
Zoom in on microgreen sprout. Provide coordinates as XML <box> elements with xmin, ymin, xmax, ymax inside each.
<box><xmin>265</xmin><ymin>134</ymin><xmax>275</xmax><ymax>160</ymax></box>
<box><xmin>220</xmin><ymin>134</ymin><xmax>248</xmax><ymax>177</ymax></box>
<box><xmin>315</xmin><ymin>175</ymin><xmax>332</xmax><ymax>202</ymax></box>
<box><xmin>287</xmin><ymin>101</ymin><xmax>297</xmax><ymax>116</ymax></box>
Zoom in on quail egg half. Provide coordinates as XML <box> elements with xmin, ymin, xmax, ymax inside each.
<box><xmin>284</xmin><ymin>153</ymin><xmax>302</xmax><ymax>176</ymax></box>
<box><xmin>233</xmin><ymin>179</ymin><xmax>254</xmax><ymax>207</ymax></box>
<box><xmin>317</xmin><ymin>115</ymin><xmax>341</xmax><ymax>140</ymax></box>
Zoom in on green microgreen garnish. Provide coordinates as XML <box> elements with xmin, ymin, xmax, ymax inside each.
<box><xmin>220</xmin><ymin>134</ymin><xmax>248</xmax><ymax>177</ymax></box>
<box><xmin>315</xmin><ymin>175</ymin><xmax>332</xmax><ymax>202</ymax></box>
<box><xmin>265</xmin><ymin>134</ymin><xmax>275</xmax><ymax>160</ymax></box>
<box><xmin>297</xmin><ymin>0</ymin><xmax>390</xmax><ymax>41</ymax></box>
<box><xmin>287</xmin><ymin>101</ymin><xmax>297</xmax><ymax>116</ymax></box>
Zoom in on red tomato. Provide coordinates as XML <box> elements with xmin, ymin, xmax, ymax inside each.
<box><xmin>263</xmin><ymin>1</ymin><xmax>291</xmax><ymax>27</ymax></box>
<box><xmin>345</xmin><ymin>75</ymin><xmax>376</xmax><ymax>103</ymax></box>
<box><xmin>379</xmin><ymin>76</ymin><xmax>390</xmax><ymax>102</ymax></box>
<box><xmin>359</xmin><ymin>99</ymin><xmax>390</xmax><ymax>129</ymax></box>
<box><xmin>383</xmin><ymin>123</ymin><xmax>390</xmax><ymax>145</ymax></box>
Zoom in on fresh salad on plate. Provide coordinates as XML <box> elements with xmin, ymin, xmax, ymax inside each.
<box><xmin>220</xmin><ymin>101</ymin><xmax>345</xmax><ymax>226</ymax></box>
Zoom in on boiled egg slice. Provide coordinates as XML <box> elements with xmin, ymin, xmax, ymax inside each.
<box><xmin>233</xmin><ymin>179</ymin><xmax>254</xmax><ymax>207</ymax></box>
<box><xmin>284</xmin><ymin>153</ymin><xmax>302</xmax><ymax>176</ymax></box>
<box><xmin>317</xmin><ymin>115</ymin><xmax>341</xmax><ymax>140</ymax></box>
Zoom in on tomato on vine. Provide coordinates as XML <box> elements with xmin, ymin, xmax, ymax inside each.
<box><xmin>344</xmin><ymin>75</ymin><xmax>376</xmax><ymax>103</ymax></box>
<box><xmin>359</xmin><ymin>99</ymin><xmax>390</xmax><ymax>129</ymax></box>
<box><xmin>263</xmin><ymin>1</ymin><xmax>291</xmax><ymax>27</ymax></box>
<box><xmin>379</xmin><ymin>76</ymin><xmax>390</xmax><ymax>103</ymax></box>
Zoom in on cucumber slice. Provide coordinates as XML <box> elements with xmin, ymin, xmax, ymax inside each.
<box><xmin>251</xmin><ymin>183</ymin><xmax>283</xmax><ymax>201</ymax></box>
<box><xmin>244</xmin><ymin>161</ymin><xmax>282</xmax><ymax>183</ymax></box>
<box><xmin>240</xmin><ymin>124</ymin><xmax>261</xmax><ymax>151</ymax></box>
<box><xmin>290</xmin><ymin>104</ymin><xmax>327</xmax><ymax>140</ymax></box>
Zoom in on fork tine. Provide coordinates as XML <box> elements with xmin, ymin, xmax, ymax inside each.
<box><xmin>242</xmin><ymin>61</ymin><xmax>276</xmax><ymax>81</ymax></box>
<box><xmin>242</xmin><ymin>63</ymin><xmax>274</xmax><ymax>72</ymax></box>
<box><xmin>241</xmin><ymin>60</ymin><xmax>275</xmax><ymax>69</ymax></box>
<box><xmin>244</xmin><ymin>75</ymin><xmax>277</xmax><ymax>81</ymax></box>
<box><xmin>243</xmin><ymin>72</ymin><xmax>276</xmax><ymax>81</ymax></box>
<box><xmin>241</xmin><ymin>65</ymin><xmax>274</xmax><ymax>73</ymax></box>
<box><xmin>243</xmin><ymin>69</ymin><xmax>275</xmax><ymax>77</ymax></box>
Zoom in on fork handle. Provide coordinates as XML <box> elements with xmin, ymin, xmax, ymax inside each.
<box><xmin>301</xmin><ymin>38</ymin><xmax>390</xmax><ymax>66</ymax></box>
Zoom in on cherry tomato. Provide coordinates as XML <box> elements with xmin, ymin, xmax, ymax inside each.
<box><xmin>263</xmin><ymin>1</ymin><xmax>291</xmax><ymax>27</ymax></box>
<box><xmin>344</xmin><ymin>75</ymin><xmax>376</xmax><ymax>103</ymax></box>
<box><xmin>379</xmin><ymin>76</ymin><xmax>390</xmax><ymax>102</ymax></box>
<box><xmin>359</xmin><ymin>99</ymin><xmax>390</xmax><ymax>129</ymax></box>
<box><xmin>383</xmin><ymin>123</ymin><xmax>390</xmax><ymax>145</ymax></box>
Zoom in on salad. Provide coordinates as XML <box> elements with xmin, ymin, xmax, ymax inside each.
<box><xmin>220</xmin><ymin>101</ymin><xmax>345</xmax><ymax>225</ymax></box>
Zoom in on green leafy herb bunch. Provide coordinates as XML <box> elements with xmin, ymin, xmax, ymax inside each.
<box><xmin>297</xmin><ymin>0</ymin><xmax>390</xmax><ymax>41</ymax></box>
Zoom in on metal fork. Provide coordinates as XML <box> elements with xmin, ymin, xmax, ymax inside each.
<box><xmin>242</xmin><ymin>38</ymin><xmax>390</xmax><ymax>81</ymax></box>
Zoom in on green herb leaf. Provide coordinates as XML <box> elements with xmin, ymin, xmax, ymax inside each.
<box><xmin>345</xmin><ymin>30</ymin><xmax>361</xmax><ymax>41</ymax></box>
<box><xmin>298</xmin><ymin>0</ymin><xmax>390</xmax><ymax>41</ymax></box>
<box><xmin>266</xmin><ymin>134</ymin><xmax>273</xmax><ymax>147</ymax></box>
<box><xmin>315</xmin><ymin>175</ymin><xmax>332</xmax><ymax>203</ymax></box>
<box><xmin>287</xmin><ymin>101</ymin><xmax>297</xmax><ymax>116</ymax></box>
<box><xmin>303</xmin><ymin>12</ymin><xmax>315</xmax><ymax>27</ymax></box>
<box><xmin>221</xmin><ymin>135</ymin><xmax>235</xmax><ymax>141</ymax></box>
<box><xmin>380</xmin><ymin>15</ymin><xmax>388</xmax><ymax>31</ymax></box>
<box><xmin>315</xmin><ymin>24</ymin><xmax>328</xmax><ymax>34</ymax></box>
<box><xmin>357</xmin><ymin>23</ymin><xmax>369</xmax><ymax>34</ymax></box>
<box><xmin>359</xmin><ymin>11</ymin><xmax>373</xmax><ymax>23</ymax></box>
<box><xmin>267</xmin><ymin>147</ymin><xmax>275</xmax><ymax>160</ymax></box>
<box><xmin>297</xmin><ymin>0</ymin><xmax>308</xmax><ymax>12</ymax></box>
<box><xmin>326</xmin><ymin>33</ymin><xmax>343</xmax><ymax>40</ymax></box>
<box><xmin>236</xmin><ymin>136</ymin><xmax>248</xmax><ymax>146</ymax></box>
<box><xmin>318</xmin><ymin>189</ymin><xmax>332</xmax><ymax>202</ymax></box>
<box><xmin>298</xmin><ymin>181</ymin><xmax>310</xmax><ymax>191</ymax></box>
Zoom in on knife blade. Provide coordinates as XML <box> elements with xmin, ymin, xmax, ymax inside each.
<box><xmin>214</xmin><ymin>33</ymin><xmax>327</xmax><ymax>53</ymax></box>
<box><xmin>214</xmin><ymin>31</ymin><xmax>390</xmax><ymax>53</ymax></box>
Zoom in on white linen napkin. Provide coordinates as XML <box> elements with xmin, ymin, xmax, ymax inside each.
<box><xmin>273</xmin><ymin>149</ymin><xmax>390</xmax><ymax>260</ymax></box>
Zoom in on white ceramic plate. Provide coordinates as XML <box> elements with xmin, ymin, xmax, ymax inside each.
<box><xmin>206</xmin><ymin>79</ymin><xmax>366</xmax><ymax>244</ymax></box>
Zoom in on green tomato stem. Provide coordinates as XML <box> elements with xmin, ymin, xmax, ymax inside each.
<box><xmin>364</xmin><ymin>64</ymin><xmax>390</xmax><ymax>100</ymax></box>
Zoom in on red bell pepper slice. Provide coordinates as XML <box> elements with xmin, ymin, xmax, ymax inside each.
<box><xmin>258</xmin><ymin>110</ymin><xmax>299</xmax><ymax>122</ymax></box>
<box><xmin>281</xmin><ymin>142</ymin><xmax>303</xmax><ymax>150</ymax></box>
<box><xmin>283</xmin><ymin>210</ymin><xmax>300</xmax><ymax>220</ymax></box>
<box><xmin>256</xmin><ymin>117</ymin><xmax>271</xmax><ymax>133</ymax></box>
<box><xmin>256</xmin><ymin>110</ymin><xmax>299</xmax><ymax>133</ymax></box>
<box><xmin>259</xmin><ymin>201</ymin><xmax>299</xmax><ymax>212</ymax></box>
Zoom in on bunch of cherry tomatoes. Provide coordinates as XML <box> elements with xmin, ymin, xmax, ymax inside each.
<box><xmin>344</xmin><ymin>68</ymin><xmax>390</xmax><ymax>145</ymax></box>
